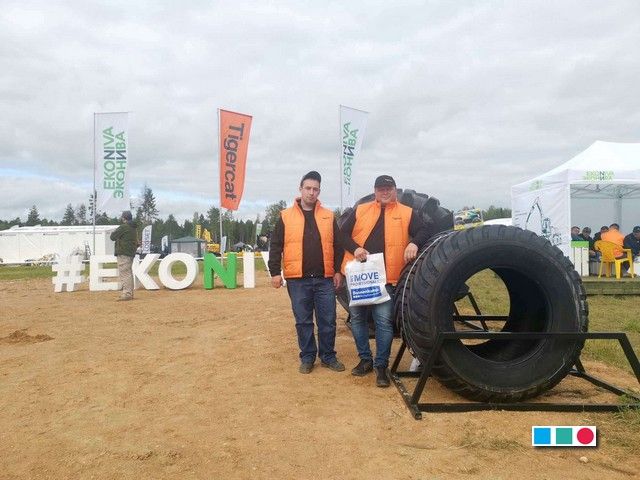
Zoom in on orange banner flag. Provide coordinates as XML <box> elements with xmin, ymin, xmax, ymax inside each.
<box><xmin>219</xmin><ymin>109</ymin><xmax>252</xmax><ymax>210</ymax></box>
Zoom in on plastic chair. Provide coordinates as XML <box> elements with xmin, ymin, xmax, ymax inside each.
<box><xmin>594</xmin><ymin>240</ymin><xmax>635</xmax><ymax>279</ymax></box>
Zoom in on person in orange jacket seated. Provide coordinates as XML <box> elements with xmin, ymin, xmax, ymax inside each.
<box><xmin>601</xmin><ymin>223</ymin><xmax>625</xmax><ymax>257</ymax></box>
<box><xmin>340</xmin><ymin>175</ymin><xmax>430</xmax><ymax>387</ymax></box>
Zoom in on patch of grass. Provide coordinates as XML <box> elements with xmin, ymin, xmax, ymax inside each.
<box><xmin>0</xmin><ymin>264</ymin><xmax>76</xmax><ymax>280</ymax></box>
<box><xmin>456</xmin><ymin>269</ymin><xmax>640</xmax><ymax>373</ymax></box>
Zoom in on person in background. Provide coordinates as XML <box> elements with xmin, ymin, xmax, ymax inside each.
<box><xmin>571</xmin><ymin>226</ymin><xmax>582</xmax><ymax>241</ymax></box>
<box><xmin>580</xmin><ymin>227</ymin><xmax>596</xmax><ymax>257</ymax></box>
<box><xmin>110</xmin><ymin>210</ymin><xmax>138</xmax><ymax>301</ymax></box>
<box><xmin>593</xmin><ymin>225</ymin><xmax>609</xmax><ymax>243</ymax></box>
<box><xmin>268</xmin><ymin>171</ymin><xmax>345</xmax><ymax>375</ymax></box>
<box><xmin>340</xmin><ymin>175</ymin><xmax>429</xmax><ymax>388</ymax></box>
<box><xmin>601</xmin><ymin>223</ymin><xmax>625</xmax><ymax>257</ymax></box>
<box><xmin>623</xmin><ymin>226</ymin><xmax>640</xmax><ymax>259</ymax></box>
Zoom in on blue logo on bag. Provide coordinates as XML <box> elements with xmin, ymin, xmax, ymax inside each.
<box><xmin>352</xmin><ymin>286</ymin><xmax>382</xmax><ymax>300</ymax></box>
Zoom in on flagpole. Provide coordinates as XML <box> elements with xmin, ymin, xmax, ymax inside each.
<box><xmin>339</xmin><ymin>105</ymin><xmax>343</xmax><ymax>211</ymax></box>
<box><xmin>92</xmin><ymin>113</ymin><xmax>96</xmax><ymax>255</ymax></box>
<box><xmin>217</xmin><ymin>108</ymin><xmax>224</xmax><ymax>258</ymax></box>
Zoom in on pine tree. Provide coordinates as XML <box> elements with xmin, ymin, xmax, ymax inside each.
<box><xmin>262</xmin><ymin>200</ymin><xmax>287</xmax><ymax>235</ymax></box>
<box><xmin>26</xmin><ymin>205</ymin><xmax>40</xmax><ymax>226</ymax></box>
<box><xmin>62</xmin><ymin>204</ymin><xmax>76</xmax><ymax>225</ymax></box>
<box><xmin>139</xmin><ymin>184</ymin><xmax>159</xmax><ymax>225</ymax></box>
<box><xmin>75</xmin><ymin>204</ymin><xmax>88</xmax><ymax>225</ymax></box>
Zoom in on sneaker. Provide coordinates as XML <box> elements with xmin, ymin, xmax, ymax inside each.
<box><xmin>321</xmin><ymin>359</ymin><xmax>345</xmax><ymax>372</ymax></box>
<box><xmin>117</xmin><ymin>296</ymin><xmax>133</xmax><ymax>302</ymax></box>
<box><xmin>375</xmin><ymin>367</ymin><xmax>390</xmax><ymax>388</ymax></box>
<box><xmin>351</xmin><ymin>359</ymin><xmax>373</xmax><ymax>377</ymax></box>
<box><xmin>299</xmin><ymin>362</ymin><xmax>314</xmax><ymax>374</ymax></box>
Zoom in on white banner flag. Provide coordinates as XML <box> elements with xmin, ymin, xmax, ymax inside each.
<box><xmin>141</xmin><ymin>225</ymin><xmax>153</xmax><ymax>254</ymax></box>
<box><xmin>161</xmin><ymin>235</ymin><xmax>169</xmax><ymax>253</ymax></box>
<box><xmin>94</xmin><ymin>112</ymin><xmax>130</xmax><ymax>214</ymax></box>
<box><xmin>340</xmin><ymin>105</ymin><xmax>369</xmax><ymax>208</ymax></box>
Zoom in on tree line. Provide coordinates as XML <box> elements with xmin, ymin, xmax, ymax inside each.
<box><xmin>0</xmin><ymin>185</ymin><xmax>511</xmax><ymax>249</ymax></box>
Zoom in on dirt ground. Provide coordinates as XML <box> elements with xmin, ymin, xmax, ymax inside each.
<box><xmin>1</xmin><ymin>274</ymin><xmax>639</xmax><ymax>480</ymax></box>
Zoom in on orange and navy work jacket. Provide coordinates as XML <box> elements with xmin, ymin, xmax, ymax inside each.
<box><xmin>341</xmin><ymin>200</ymin><xmax>412</xmax><ymax>285</ymax></box>
<box><xmin>279</xmin><ymin>199</ymin><xmax>335</xmax><ymax>279</ymax></box>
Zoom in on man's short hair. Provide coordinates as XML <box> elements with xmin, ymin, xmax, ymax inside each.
<box><xmin>582</xmin><ymin>227</ymin><xmax>591</xmax><ymax>233</ymax></box>
<box><xmin>300</xmin><ymin>171</ymin><xmax>321</xmax><ymax>186</ymax></box>
<box><xmin>121</xmin><ymin>210</ymin><xmax>133</xmax><ymax>221</ymax></box>
<box><xmin>609</xmin><ymin>223</ymin><xmax>620</xmax><ymax>230</ymax></box>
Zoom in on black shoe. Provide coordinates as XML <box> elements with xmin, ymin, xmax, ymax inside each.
<box><xmin>375</xmin><ymin>367</ymin><xmax>390</xmax><ymax>388</ymax></box>
<box><xmin>351</xmin><ymin>359</ymin><xmax>373</xmax><ymax>377</ymax></box>
<box><xmin>321</xmin><ymin>359</ymin><xmax>345</xmax><ymax>372</ymax></box>
<box><xmin>299</xmin><ymin>362</ymin><xmax>314</xmax><ymax>374</ymax></box>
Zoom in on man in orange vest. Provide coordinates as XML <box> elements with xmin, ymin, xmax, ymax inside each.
<box><xmin>341</xmin><ymin>175</ymin><xmax>429</xmax><ymax>387</ymax></box>
<box><xmin>268</xmin><ymin>171</ymin><xmax>345</xmax><ymax>374</ymax></box>
<box><xmin>601</xmin><ymin>223</ymin><xmax>625</xmax><ymax>257</ymax></box>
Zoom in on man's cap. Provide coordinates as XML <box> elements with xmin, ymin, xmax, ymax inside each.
<box><xmin>374</xmin><ymin>175</ymin><xmax>396</xmax><ymax>188</ymax></box>
<box><xmin>633</xmin><ymin>226</ymin><xmax>640</xmax><ymax>233</ymax></box>
<box><xmin>300</xmin><ymin>170</ymin><xmax>321</xmax><ymax>185</ymax></box>
<box><xmin>121</xmin><ymin>210</ymin><xmax>133</xmax><ymax>221</ymax></box>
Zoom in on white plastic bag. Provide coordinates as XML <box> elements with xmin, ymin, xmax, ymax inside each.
<box><xmin>345</xmin><ymin>253</ymin><xmax>391</xmax><ymax>306</ymax></box>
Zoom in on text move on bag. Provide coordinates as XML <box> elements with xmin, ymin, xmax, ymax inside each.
<box><xmin>345</xmin><ymin>253</ymin><xmax>391</xmax><ymax>306</ymax></box>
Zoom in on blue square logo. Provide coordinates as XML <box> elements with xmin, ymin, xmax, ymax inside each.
<box><xmin>533</xmin><ymin>427</ymin><xmax>551</xmax><ymax>445</ymax></box>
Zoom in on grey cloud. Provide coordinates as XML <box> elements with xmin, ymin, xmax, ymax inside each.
<box><xmin>1</xmin><ymin>1</ymin><xmax>640</xmax><ymax>222</ymax></box>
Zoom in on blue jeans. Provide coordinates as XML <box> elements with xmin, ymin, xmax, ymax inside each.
<box><xmin>349</xmin><ymin>285</ymin><xmax>394</xmax><ymax>368</ymax></box>
<box><xmin>286</xmin><ymin>277</ymin><xmax>337</xmax><ymax>364</ymax></box>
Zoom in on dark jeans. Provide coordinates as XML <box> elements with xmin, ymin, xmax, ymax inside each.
<box><xmin>286</xmin><ymin>277</ymin><xmax>337</xmax><ymax>364</ymax></box>
<box><xmin>349</xmin><ymin>284</ymin><xmax>395</xmax><ymax>368</ymax></box>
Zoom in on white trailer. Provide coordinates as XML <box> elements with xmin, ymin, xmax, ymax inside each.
<box><xmin>0</xmin><ymin>225</ymin><xmax>118</xmax><ymax>264</ymax></box>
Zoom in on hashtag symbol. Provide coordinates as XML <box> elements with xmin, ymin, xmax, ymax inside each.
<box><xmin>52</xmin><ymin>255</ymin><xmax>86</xmax><ymax>292</ymax></box>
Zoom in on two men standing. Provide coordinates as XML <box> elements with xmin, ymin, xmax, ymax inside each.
<box><xmin>270</xmin><ymin>172</ymin><xmax>428</xmax><ymax>388</ymax></box>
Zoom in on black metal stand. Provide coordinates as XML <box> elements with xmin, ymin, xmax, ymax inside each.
<box><xmin>390</xmin><ymin>331</ymin><xmax>640</xmax><ymax>420</ymax></box>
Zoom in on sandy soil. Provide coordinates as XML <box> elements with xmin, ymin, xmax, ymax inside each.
<box><xmin>1</xmin><ymin>274</ymin><xmax>639</xmax><ymax>480</ymax></box>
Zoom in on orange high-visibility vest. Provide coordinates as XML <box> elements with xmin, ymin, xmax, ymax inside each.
<box><xmin>601</xmin><ymin>229</ymin><xmax>625</xmax><ymax>257</ymax></box>
<box><xmin>280</xmin><ymin>199</ymin><xmax>335</xmax><ymax>279</ymax></box>
<box><xmin>342</xmin><ymin>200</ymin><xmax>412</xmax><ymax>285</ymax></box>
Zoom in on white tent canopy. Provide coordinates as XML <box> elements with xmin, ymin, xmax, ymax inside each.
<box><xmin>511</xmin><ymin>141</ymin><xmax>640</xmax><ymax>257</ymax></box>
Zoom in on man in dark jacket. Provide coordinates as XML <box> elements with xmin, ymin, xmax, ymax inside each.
<box><xmin>110</xmin><ymin>210</ymin><xmax>137</xmax><ymax>301</ymax></box>
<box><xmin>268</xmin><ymin>171</ymin><xmax>345</xmax><ymax>374</ymax></box>
<box><xmin>340</xmin><ymin>175</ymin><xmax>430</xmax><ymax>387</ymax></box>
<box><xmin>624</xmin><ymin>226</ymin><xmax>640</xmax><ymax>259</ymax></box>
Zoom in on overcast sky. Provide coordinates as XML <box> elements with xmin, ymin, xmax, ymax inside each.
<box><xmin>1</xmin><ymin>0</ymin><xmax>639</xmax><ymax>223</ymax></box>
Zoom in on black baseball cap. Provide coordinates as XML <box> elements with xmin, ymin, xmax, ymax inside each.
<box><xmin>633</xmin><ymin>226</ymin><xmax>640</xmax><ymax>233</ymax></box>
<box><xmin>374</xmin><ymin>175</ymin><xmax>396</xmax><ymax>188</ymax></box>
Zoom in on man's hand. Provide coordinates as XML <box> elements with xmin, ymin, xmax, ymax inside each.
<box><xmin>271</xmin><ymin>274</ymin><xmax>283</xmax><ymax>289</ymax></box>
<box><xmin>404</xmin><ymin>242</ymin><xmax>418</xmax><ymax>263</ymax></box>
<box><xmin>354</xmin><ymin>247</ymin><xmax>369</xmax><ymax>262</ymax></box>
<box><xmin>333</xmin><ymin>272</ymin><xmax>343</xmax><ymax>290</ymax></box>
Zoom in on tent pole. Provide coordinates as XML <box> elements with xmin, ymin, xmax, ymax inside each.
<box><xmin>92</xmin><ymin>113</ymin><xmax>96</xmax><ymax>256</ymax></box>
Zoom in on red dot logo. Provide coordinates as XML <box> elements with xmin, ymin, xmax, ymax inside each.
<box><xmin>576</xmin><ymin>428</ymin><xmax>594</xmax><ymax>445</ymax></box>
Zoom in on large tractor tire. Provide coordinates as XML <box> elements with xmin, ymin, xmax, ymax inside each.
<box><xmin>399</xmin><ymin>225</ymin><xmax>588</xmax><ymax>402</ymax></box>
